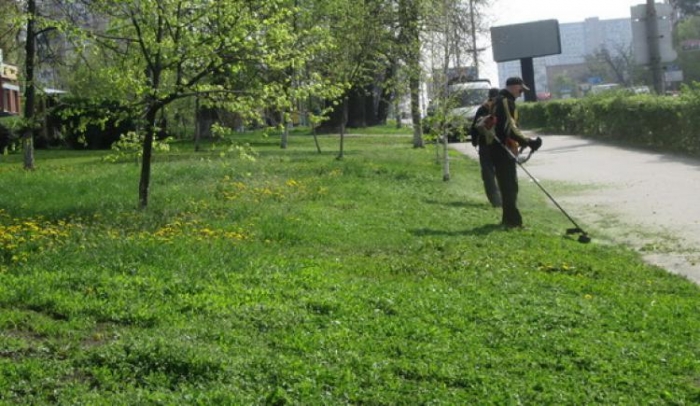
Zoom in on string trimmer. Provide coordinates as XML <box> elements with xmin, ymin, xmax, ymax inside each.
<box><xmin>498</xmin><ymin>137</ymin><xmax>591</xmax><ymax>244</ymax></box>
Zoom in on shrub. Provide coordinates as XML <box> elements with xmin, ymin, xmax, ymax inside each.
<box><xmin>103</xmin><ymin>131</ymin><xmax>173</xmax><ymax>163</ymax></box>
<box><xmin>518</xmin><ymin>90</ymin><xmax>700</xmax><ymax>156</ymax></box>
<box><xmin>48</xmin><ymin>97</ymin><xmax>138</xmax><ymax>150</ymax></box>
<box><xmin>0</xmin><ymin>117</ymin><xmax>21</xmax><ymax>154</ymax></box>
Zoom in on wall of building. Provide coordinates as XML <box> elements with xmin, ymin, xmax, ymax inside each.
<box><xmin>1</xmin><ymin>62</ymin><xmax>21</xmax><ymax>115</ymax></box>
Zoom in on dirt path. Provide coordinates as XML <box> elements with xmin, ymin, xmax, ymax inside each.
<box><xmin>451</xmin><ymin>135</ymin><xmax>700</xmax><ymax>284</ymax></box>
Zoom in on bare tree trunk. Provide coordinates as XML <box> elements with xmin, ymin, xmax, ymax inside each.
<box><xmin>337</xmin><ymin>97</ymin><xmax>347</xmax><ymax>160</ymax></box>
<box><xmin>281</xmin><ymin>111</ymin><xmax>289</xmax><ymax>149</ymax></box>
<box><xmin>139</xmin><ymin>106</ymin><xmax>158</xmax><ymax>209</ymax></box>
<box><xmin>441</xmin><ymin>0</ymin><xmax>450</xmax><ymax>181</ymax></box>
<box><xmin>308</xmin><ymin>93</ymin><xmax>322</xmax><ymax>153</ymax></box>
<box><xmin>194</xmin><ymin>96</ymin><xmax>201</xmax><ymax>152</ymax></box>
<box><xmin>22</xmin><ymin>0</ymin><xmax>36</xmax><ymax>170</ymax></box>
<box><xmin>312</xmin><ymin>124</ymin><xmax>321</xmax><ymax>153</ymax></box>
<box><xmin>394</xmin><ymin>95</ymin><xmax>402</xmax><ymax>129</ymax></box>
<box><xmin>410</xmin><ymin>74</ymin><xmax>423</xmax><ymax>148</ymax></box>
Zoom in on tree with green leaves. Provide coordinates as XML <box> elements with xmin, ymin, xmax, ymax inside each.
<box><xmin>421</xmin><ymin>0</ymin><xmax>492</xmax><ymax>179</ymax></box>
<box><xmin>674</xmin><ymin>15</ymin><xmax>700</xmax><ymax>84</ymax></box>
<box><xmin>306</xmin><ymin>0</ymin><xmax>391</xmax><ymax>159</ymax></box>
<box><xmin>69</xmin><ymin>0</ymin><xmax>335</xmax><ymax>208</ymax></box>
<box><xmin>0</xmin><ymin>0</ymin><xmax>22</xmax><ymax>63</ymax></box>
<box><xmin>398</xmin><ymin>0</ymin><xmax>423</xmax><ymax>148</ymax></box>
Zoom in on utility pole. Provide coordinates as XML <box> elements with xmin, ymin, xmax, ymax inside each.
<box><xmin>647</xmin><ymin>0</ymin><xmax>664</xmax><ymax>94</ymax></box>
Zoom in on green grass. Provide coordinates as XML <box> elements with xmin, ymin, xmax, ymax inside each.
<box><xmin>1</xmin><ymin>130</ymin><xmax>699</xmax><ymax>404</ymax></box>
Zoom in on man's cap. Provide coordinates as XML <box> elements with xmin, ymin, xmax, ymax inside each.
<box><xmin>505</xmin><ymin>76</ymin><xmax>530</xmax><ymax>91</ymax></box>
<box><xmin>488</xmin><ymin>88</ymin><xmax>500</xmax><ymax>98</ymax></box>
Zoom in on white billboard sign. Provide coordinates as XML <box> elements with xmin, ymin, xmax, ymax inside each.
<box><xmin>490</xmin><ymin>20</ymin><xmax>562</xmax><ymax>63</ymax></box>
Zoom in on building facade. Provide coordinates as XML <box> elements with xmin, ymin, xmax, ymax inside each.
<box><xmin>1</xmin><ymin>51</ymin><xmax>21</xmax><ymax>116</ymax></box>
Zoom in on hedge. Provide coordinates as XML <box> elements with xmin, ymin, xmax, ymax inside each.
<box><xmin>518</xmin><ymin>89</ymin><xmax>700</xmax><ymax>156</ymax></box>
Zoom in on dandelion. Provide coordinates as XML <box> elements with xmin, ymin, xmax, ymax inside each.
<box><xmin>199</xmin><ymin>228</ymin><xmax>216</xmax><ymax>237</ymax></box>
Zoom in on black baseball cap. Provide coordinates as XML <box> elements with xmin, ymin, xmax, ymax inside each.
<box><xmin>505</xmin><ymin>76</ymin><xmax>530</xmax><ymax>91</ymax></box>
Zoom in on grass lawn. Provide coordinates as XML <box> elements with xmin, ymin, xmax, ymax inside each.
<box><xmin>1</xmin><ymin>128</ymin><xmax>699</xmax><ymax>404</ymax></box>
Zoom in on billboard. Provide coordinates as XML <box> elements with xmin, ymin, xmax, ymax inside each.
<box><xmin>490</xmin><ymin>20</ymin><xmax>562</xmax><ymax>63</ymax></box>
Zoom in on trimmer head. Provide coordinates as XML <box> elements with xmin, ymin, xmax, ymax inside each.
<box><xmin>566</xmin><ymin>228</ymin><xmax>591</xmax><ymax>244</ymax></box>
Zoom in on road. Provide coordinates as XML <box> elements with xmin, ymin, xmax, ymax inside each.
<box><xmin>451</xmin><ymin>135</ymin><xmax>700</xmax><ymax>284</ymax></box>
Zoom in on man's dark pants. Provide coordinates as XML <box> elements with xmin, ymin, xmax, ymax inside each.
<box><xmin>489</xmin><ymin>144</ymin><xmax>522</xmax><ymax>227</ymax></box>
<box><xmin>478</xmin><ymin>144</ymin><xmax>502</xmax><ymax>207</ymax></box>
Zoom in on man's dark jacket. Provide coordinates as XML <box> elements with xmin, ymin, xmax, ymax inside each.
<box><xmin>493</xmin><ymin>89</ymin><xmax>528</xmax><ymax>146</ymax></box>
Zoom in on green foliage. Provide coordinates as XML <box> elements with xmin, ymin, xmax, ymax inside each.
<box><xmin>519</xmin><ymin>91</ymin><xmax>700</xmax><ymax>156</ymax></box>
<box><xmin>49</xmin><ymin>97</ymin><xmax>138</xmax><ymax>150</ymax></box>
<box><xmin>0</xmin><ymin>0</ymin><xmax>22</xmax><ymax>63</ymax></box>
<box><xmin>551</xmin><ymin>75</ymin><xmax>580</xmax><ymax>98</ymax></box>
<box><xmin>1</xmin><ymin>114</ymin><xmax>698</xmax><ymax>403</ymax></box>
<box><xmin>66</xmin><ymin>0</ymin><xmax>349</xmax><ymax>206</ymax></box>
<box><xmin>674</xmin><ymin>16</ymin><xmax>700</xmax><ymax>84</ymax></box>
<box><xmin>421</xmin><ymin>92</ymin><xmax>473</xmax><ymax>143</ymax></box>
<box><xmin>103</xmin><ymin>132</ymin><xmax>173</xmax><ymax>164</ymax></box>
<box><xmin>672</xmin><ymin>0</ymin><xmax>700</xmax><ymax>16</ymax></box>
<box><xmin>208</xmin><ymin>124</ymin><xmax>258</xmax><ymax>161</ymax></box>
<box><xmin>0</xmin><ymin>117</ymin><xmax>21</xmax><ymax>155</ymax></box>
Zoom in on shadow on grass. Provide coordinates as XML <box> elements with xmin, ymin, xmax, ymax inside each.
<box><xmin>410</xmin><ymin>223</ymin><xmax>503</xmax><ymax>237</ymax></box>
<box><xmin>424</xmin><ymin>199</ymin><xmax>493</xmax><ymax>210</ymax></box>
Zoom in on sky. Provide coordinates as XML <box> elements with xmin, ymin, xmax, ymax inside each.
<box><xmin>480</xmin><ymin>0</ymin><xmax>647</xmax><ymax>85</ymax></box>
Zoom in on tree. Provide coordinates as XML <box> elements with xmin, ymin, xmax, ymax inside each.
<box><xmin>0</xmin><ymin>0</ymin><xmax>22</xmax><ymax>62</ymax></box>
<box><xmin>551</xmin><ymin>75</ymin><xmax>579</xmax><ymax>98</ymax></box>
<box><xmin>584</xmin><ymin>44</ymin><xmax>647</xmax><ymax>87</ymax></box>
<box><xmin>398</xmin><ymin>0</ymin><xmax>423</xmax><ymax>148</ymax></box>
<box><xmin>265</xmin><ymin>0</ymin><xmax>344</xmax><ymax>149</ymax></box>
<box><xmin>73</xmin><ymin>0</ymin><xmax>331</xmax><ymax>208</ymax></box>
<box><xmin>419</xmin><ymin>0</ymin><xmax>493</xmax><ymax>179</ymax></box>
<box><xmin>670</xmin><ymin>0</ymin><xmax>700</xmax><ymax>17</ymax></box>
<box><xmin>21</xmin><ymin>0</ymin><xmax>37</xmax><ymax>170</ymax></box>
<box><xmin>307</xmin><ymin>0</ymin><xmax>391</xmax><ymax>158</ymax></box>
<box><xmin>674</xmin><ymin>15</ymin><xmax>700</xmax><ymax>84</ymax></box>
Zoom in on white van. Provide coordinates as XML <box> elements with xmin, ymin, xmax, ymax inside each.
<box><xmin>589</xmin><ymin>83</ymin><xmax>621</xmax><ymax>95</ymax></box>
<box><xmin>424</xmin><ymin>80</ymin><xmax>492</xmax><ymax>142</ymax></box>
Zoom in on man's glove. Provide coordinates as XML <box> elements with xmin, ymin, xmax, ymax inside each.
<box><xmin>528</xmin><ymin>136</ymin><xmax>542</xmax><ymax>152</ymax></box>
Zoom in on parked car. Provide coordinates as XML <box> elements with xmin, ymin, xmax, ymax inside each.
<box><xmin>423</xmin><ymin>80</ymin><xmax>491</xmax><ymax>143</ymax></box>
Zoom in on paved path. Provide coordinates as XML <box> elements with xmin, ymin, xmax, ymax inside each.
<box><xmin>451</xmin><ymin>135</ymin><xmax>700</xmax><ymax>284</ymax></box>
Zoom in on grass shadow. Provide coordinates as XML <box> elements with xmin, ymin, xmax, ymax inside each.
<box><xmin>424</xmin><ymin>199</ymin><xmax>492</xmax><ymax>210</ymax></box>
<box><xmin>410</xmin><ymin>223</ymin><xmax>503</xmax><ymax>238</ymax></box>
